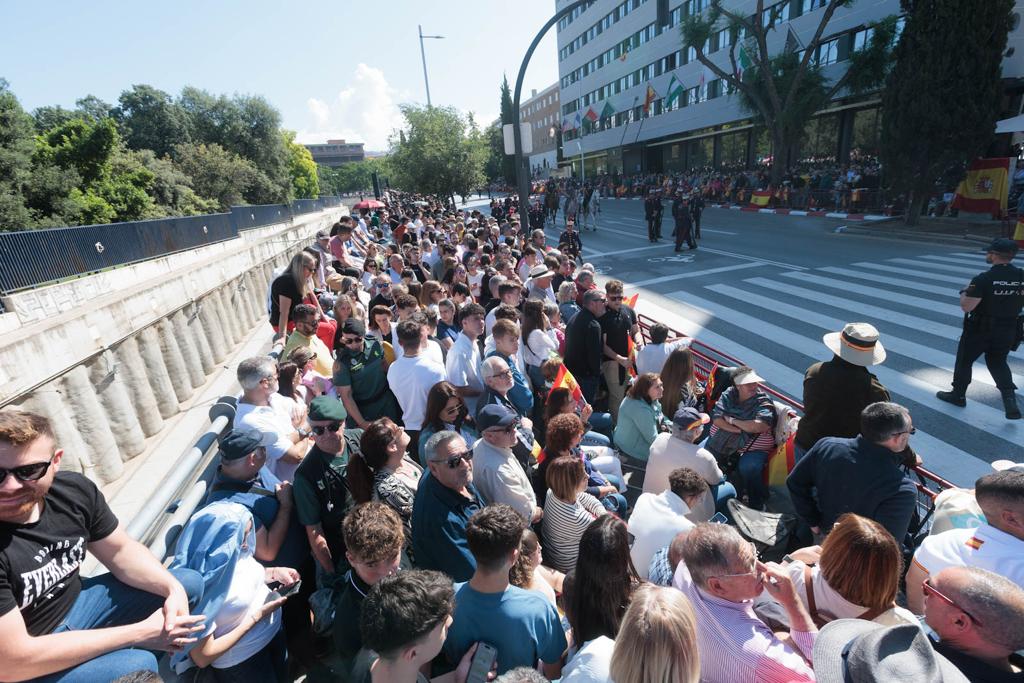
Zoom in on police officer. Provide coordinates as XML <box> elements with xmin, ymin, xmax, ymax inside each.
<box><xmin>937</xmin><ymin>238</ymin><xmax>1023</xmax><ymax>419</ymax></box>
<box><xmin>333</xmin><ymin>318</ymin><xmax>401</xmax><ymax>428</ymax></box>
<box><xmin>672</xmin><ymin>190</ymin><xmax>695</xmax><ymax>252</ymax></box>
<box><xmin>690</xmin><ymin>192</ymin><xmax>705</xmax><ymax>240</ymax></box>
<box><xmin>645</xmin><ymin>189</ymin><xmax>664</xmax><ymax>242</ymax></box>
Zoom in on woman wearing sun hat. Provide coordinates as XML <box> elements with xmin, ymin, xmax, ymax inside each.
<box><xmin>794</xmin><ymin>322</ymin><xmax>891</xmax><ymax>462</ymax></box>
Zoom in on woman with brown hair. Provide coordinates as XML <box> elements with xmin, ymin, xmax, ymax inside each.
<box><xmin>367</xmin><ymin>304</ymin><xmax>393</xmax><ymax>344</ymax></box>
<box><xmin>537</xmin><ymin>413</ymin><xmax>627</xmax><ymax>516</ymax></box>
<box><xmin>613</xmin><ymin>373</ymin><xmax>670</xmax><ymax>461</ymax></box>
<box><xmin>419</xmin><ymin>280</ymin><xmax>444</xmax><ymax>312</ymax></box>
<box><xmin>660</xmin><ymin>347</ymin><xmax>706</xmax><ymax>420</ymax></box>
<box><xmin>541</xmin><ymin>455</ymin><xmax>607</xmax><ymax>573</ymax></box>
<box><xmin>508</xmin><ymin>528</ymin><xmax>563</xmax><ymax>607</ymax></box>
<box><xmin>416</xmin><ymin>381</ymin><xmax>478</xmax><ymax>466</ymax></box>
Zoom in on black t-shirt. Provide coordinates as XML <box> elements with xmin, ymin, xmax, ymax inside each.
<box><xmin>931</xmin><ymin>636</ymin><xmax>1024</xmax><ymax>683</ymax></box>
<box><xmin>599</xmin><ymin>304</ymin><xmax>638</xmax><ymax>357</ymax></box>
<box><xmin>270</xmin><ymin>273</ymin><xmax>303</xmax><ymax>325</ymax></box>
<box><xmin>0</xmin><ymin>472</ymin><xmax>118</xmax><ymax>636</ymax></box>
<box><xmin>965</xmin><ymin>263</ymin><xmax>1024</xmax><ymax>319</ymax></box>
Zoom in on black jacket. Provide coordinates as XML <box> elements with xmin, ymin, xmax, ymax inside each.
<box><xmin>564</xmin><ymin>308</ymin><xmax>604</xmax><ymax>379</ymax></box>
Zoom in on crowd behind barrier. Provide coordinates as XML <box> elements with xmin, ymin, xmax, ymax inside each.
<box><xmin>2</xmin><ymin>186</ymin><xmax>1023</xmax><ymax>683</ymax></box>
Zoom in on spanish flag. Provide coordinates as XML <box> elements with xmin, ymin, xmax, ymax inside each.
<box><xmin>750</xmin><ymin>190</ymin><xmax>772</xmax><ymax>207</ymax></box>
<box><xmin>951</xmin><ymin>158</ymin><xmax>1010</xmax><ymax>218</ymax></box>
<box><xmin>704</xmin><ymin>361</ymin><xmax>719</xmax><ymax>410</ymax></box>
<box><xmin>627</xmin><ymin>336</ymin><xmax>637</xmax><ymax>378</ymax></box>
<box><xmin>548</xmin><ymin>363</ymin><xmax>584</xmax><ymax>404</ymax></box>
<box><xmin>765</xmin><ymin>434</ymin><xmax>797</xmax><ymax>486</ymax></box>
<box><xmin>1014</xmin><ymin>217</ymin><xmax>1024</xmax><ymax>249</ymax></box>
<box><xmin>626</xmin><ymin>293</ymin><xmax>639</xmax><ymax>308</ymax></box>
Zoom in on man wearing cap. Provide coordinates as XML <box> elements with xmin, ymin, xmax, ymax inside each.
<box><xmin>787</xmin><ymin>401</ymin><xmax>918</xmax><ymax>545</ymax></box>
<box><xmin>600</xmin><ymin>279</ymin><xmax>641</xmax><ymax>423</ymax></box>
<box><xmin>471</xmin><ymin>404</ymin><xmax>543</xmax><ymax>524</ymax></box>
<box><xmin>937</xmin><ymin>238</ymin><xmax>1023</xmax><ymax>419</ymax></box>
<box><xmin>525</xmin><ymin>264</ymin><xmax>557</xmax><ymax>303</ymax></box>
<box><xmin>644</xmin><ymin>189</ymin><xmax>664</xmax><ymax>242</ymax></box>
<box><xmin>292</xmin><ymin>396</ymin><xmax>362</xmax><ymax>582</ymax></box>
<box><xmin>333</xmin><ymin>318</ymin><xmax>400</xmax><ymax>429</ymax></box>
<box><xmin>672</xmin><ymin>191</ymin><xmax>696</xmax><ymax>252</ymax></box>
<box><xmin>645</xmin><ymin>406</ymin><xmax>734</xmax><ymax>517</ymax></box>
<box><xmin>795</xmin><ymin>322</ymin><xmax>892</xmax><ymax>461</ymax></box>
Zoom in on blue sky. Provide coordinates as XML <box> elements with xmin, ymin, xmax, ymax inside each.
<box><xmin>0</xmin><ymin>0</ymin><xmax>561</xmax><ymax>149</ymax></box>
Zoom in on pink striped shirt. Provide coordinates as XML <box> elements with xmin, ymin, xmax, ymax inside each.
<box><xmin>673</xmin><ymin>563</ymin><xmax>816</xmax><ymax>683</ymax></box>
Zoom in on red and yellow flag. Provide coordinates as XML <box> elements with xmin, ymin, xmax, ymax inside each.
<box><xmin>626</xmin><ymin>293</ymin><xmax>639</xmax><ymax>308</ymax></box>
<box><xmin>704</xmin><ymin>361</ymin><xmax>719</xmax><ymax>409</ymax></box>
<box><xmin>1014</xmin><ymin>218</ymin><xmax>1024</xmax><ymax>249</ymax></box>
<box><xmin>749</xmin><ymin>190</ymin><xmax>772</xmax><ymax>207</ymax></box>
<box><xmin>548</xmin><ymin>363</ymin><xmax>584</xmax><ymax>404</ymax></box>
<box><xmin>627</xmin><ymin>336</ymin><xmax>637</xmax><ymax>378</ymax></box>
<box><xmin>951</xmin><ymin>157</ymin><xmax>1010</xmax><ymax>218</ymax></box>
<box><xmin>765</xmin><ymin>434</ymin><xmax>797</xmax><ymax>486</ymax></box>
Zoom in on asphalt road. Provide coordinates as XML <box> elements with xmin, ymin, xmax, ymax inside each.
<box><xmin>528</xmin><ymin>196</ymin><xmax>1023</xmax><ymax>487</ymax></box>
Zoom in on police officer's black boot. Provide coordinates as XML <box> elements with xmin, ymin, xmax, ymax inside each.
<box><xmin>1002</xmin><ymin>390</ymin><xmax>1022</xmax><ymax>420</ymax></box>
<box><xmin>936</xmin><ymin>390</ymin><xmax>966</xmax><ymax>407</ymax></box>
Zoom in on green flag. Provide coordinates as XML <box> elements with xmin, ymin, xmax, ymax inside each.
<box><xmin>666</xmin><ymin>73</ymin><xmax>684</xmax><ymax>106</ymax></box>
<box><xmin>600</xmin><ymin>100</ymin><xmax>615</xmax><ymax>120</ymax></box>
<box><xmin>738</xmin><ymin>45</ymin><xmax>752</xmax><ymax>78</ymax></box>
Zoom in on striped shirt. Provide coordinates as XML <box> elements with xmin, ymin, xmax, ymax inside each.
<box><xmin>673</xmin><ymin>563</ymin><xmax>816</xmax><ymax>683</ymax></box>
<box><xmin>542</xmin><ymin>492</ymin><xmax>607</xmax><ymax>573</ymax></box>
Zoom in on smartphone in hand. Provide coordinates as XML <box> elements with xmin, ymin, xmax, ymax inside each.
<box><xmin>466</xmin><ymin>642</ymin><xmax>498</xmax><ymax>683</ymax></box>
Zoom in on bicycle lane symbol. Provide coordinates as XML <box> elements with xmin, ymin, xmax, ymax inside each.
<box><xmin>647</xmin><ymin>254</ymin><xmax>695</xmax><ymax>264</ymax></box>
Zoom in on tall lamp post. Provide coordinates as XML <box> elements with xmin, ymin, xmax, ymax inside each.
<box><xmin>418</xmin><ymin>25</ymin><xmax>444</xmax><ymax>107</ymax></box>
<box><xmin>512</xmin><ymin>0</ymin><xmax>593</xmax><ymax>231</ymax></box>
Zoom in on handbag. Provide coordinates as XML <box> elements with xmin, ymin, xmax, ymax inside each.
<box><xmin>727</xmin><ymin>498</ymin><xmax>798</xmax><ymax>562</ymax></box>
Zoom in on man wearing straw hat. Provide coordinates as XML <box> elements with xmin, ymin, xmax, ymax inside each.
<box><xmin>794</xmin><ymin>322</ymin><xmax>891</xmax><ymax>462</ymax></box>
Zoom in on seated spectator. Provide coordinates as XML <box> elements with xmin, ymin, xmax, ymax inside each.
<box><xmin>907</xmin><ymin>469</ymin><xmax>1024</xmax><ymax>613</ymax></box>
<box><xmin>277</xmin><ymin>360</ymin><xmax>310</xmax><ymax>409</ymax></box>
<box><xmin>0</xmin><ymin>412</ymin><xmax>204</xmax><ymax>682</ymax></box>
<box><xmin>472</xmin><ymin>404</ymin><xmax>543</xmax><ymax>524</ymax></box>
<box><xmin>537</xmin><ymin>413</ymin><xmax>626</xmax><ymax>516</ymax></box>
<box><xmin>282</xmin><ymin>303</ymin><xmax>335</xmax><ymax>377</ymax></box>
<box><xmin>388</xmin><ymin>319</ymin><xmax>447</xmax><ymax>451</ymax></box>
<box><xmin>332</xmin><ymin>503</ymin><xmax>404</xmax><ymax>676</ymax></box>
<box><xmin>556</xmin><ymin>281</ymin><xmax>580</xmax><ymax>325</ymax></box>
<box><xmin>478</xmin><ymin>356</ymin><xmax>533</xmax><ymax>427</ymax></box>
<box><xmin>818</xmin><ymin>617</ymin><xmax>971</xmax><ymax>681</ymax></box>
<box><xmin>334</xmin><ymin>318</ymin><xmax>401</xmax><ymax>429</ymax></box>
<box><xmin>770</xmin><ymin>513</ymin><xmax>917</xmax><ymax>626</ymax></box>
<box><xmin>542</xmin><ymin>455</ymin><xmax>608</xmax><ymax>572</ymax></box>
<box><xmin>444</xmin><ymin>505</ymin><xmax>566</xmax><ymax>678</ymax></box>
<box><xmin>928</xmin><ymin>485</ymin><xmax>985</xmax><ymax>536</ymax></box>
<box><xmin>271</xmin><ymin>251</ymin><xmax>334</xmax><ymax>349</ymax></box>
<box><xmin>629</xmin><ymin>467</ymin><xmax>708</xmax><ymax>579</ymax></box>
<box><xmin>235</xmin><ymin>356</ymin><xmax>309</xmax><ymax>482</ymax></box>
<box><xmin>645</xmin><ymin>406</ymin><xmax>733</xmax><ymax>519</ymax></box>
<box><xmin>411</xmin><ymin>432</ymin><xmax>484</xmax><ymax>582</ymax></box>
<box><xmin>613</xmin><ymin>372</ymin><xmax>669</xmax><ymax>461</ymax></box>
<box><xmin>921</xmin><ymin>566</ymin><xmax>1024</xmax><ymax>681</ymax></box>
<box><xmin>508</xmin><ymin>529</ymin><xmax>563</xmax><ymax>607</ymax></box>
<box><xmin>608</xmin><ymin>585</ymin><xmax>700</xmax><ymax>683</ymax></box>
<box><xmin>346</xmin><ymin>418</ymin><xmax>422</xmax><ymax>547</ymax></box>
<box><xmin>486</xmin><ymin>320</ymin><xmax>534</xmax><ymax>417</ymax></box>
<box><xmin>674</xmin><ymin>523</ymin><xmax>818</xmax><ymax>683</ymax></box>
<box><xmin>418</xmin><ymin>381</ymin><xmax>480</xmax><ymax>467</ymax></box>
<box><xmin>635</xmin><ymin>323</ymin><xmax>690</xmax><ymax>376</ymax></box>
<box><xmin>788</xmin><ymin>401</ymin><xmax>918</xmax><ymax>545</ymax></box>
<box><xmin>445</xmin><ymin>302</ymin><xmax>486</xmax><ymax>415</ymax></box>
<box><xmin>544</xmin><ymin>385</ymin><xmax>613</xmax><ymax>448</ymax></box>
<box><xmin>170</xmin><ymin>501</ymin><xmax>299</xmax><ymax>680</ymax></box>
<box><xmin>659</xmin><ymin>347</ymin><xmax>707</xmax><ymax>423</ymax></box>
<box><xmin>563</xmin><ymin>516</ymin><xmax>640</xmax><ymax>679</ymax></box>
<box><xmin>705</xmin><ymin>367</ymin><xmax>776</xmax><ymax>510</ymax></box>
<box><xmin>647</xmin><ymin>529</ymin><xmax>690</xmax><ymax>587</ymax></box>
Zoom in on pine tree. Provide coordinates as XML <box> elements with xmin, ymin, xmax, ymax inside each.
<box><xmin>499</xmin><ymin>75</ymin><xmax>517</xmax><ymax>184</ymax></box>
<box><xmin>881</xmin><ymin>0</ymin><xmax>1013</xmax><ymax>225</ymax></box>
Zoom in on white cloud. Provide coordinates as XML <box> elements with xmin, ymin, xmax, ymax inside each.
<box><xmin>295</xmin><ymin>63</ymin><xmax>408</xmax><ymax>150</ymax></box>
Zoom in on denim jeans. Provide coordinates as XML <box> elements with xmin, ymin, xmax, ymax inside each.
<box><xmin>208</xmin><ymin>628</ymin><xmax>288</xmax><ymax>683</ymax></box>
<box><xmin>709</xmin><ymin>481</ymin><xmax>738</xmax><ymax>516</ymax></box>
<box><xmin>736</xmin><ymin>450</ymin><xmax>770</xmax><ymax>510</ymax></box>
<box><xmin>599</xmin><ymin>490</ymin><xmax>629</xmax><ymax>517</ymax></box>
<box><xmin>32</xmin><ymin>567</ymin><xmax>204</xmax><ymax>683</ymax></box>
<box><xmin>585</xmin><ymin>411</ymin><xmax>614</xmax><ymax>442</ymax></box>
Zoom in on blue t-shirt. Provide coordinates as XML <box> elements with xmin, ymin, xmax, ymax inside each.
<box><xmin>443</xmin><ymin>583</ymin><xmax>566</xmax><ymax>674</ymax></box>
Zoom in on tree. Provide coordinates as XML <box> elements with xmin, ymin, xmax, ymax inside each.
<box><xmin>282</xmin><ymin>130</ymin><xmax>319</xmax><ymax>199</ymax></box>
<box><xmin>129</xmin><ymin>149</ymin><xmax>218</xmax><ymax>217</ymax></box>
<box><xmin>388</xmin><ymin>105</ymin><xmax>486</xmax><ymax>202</ymax></box>
<box><xmin>483</xmin><ymin>122</ymin><xmax>505</xmax><ymax>182</ymax></box>
<box><xmin>114</xmin><ymin>84</ymin><xmax>190</xmax><ymax>158</ymax></box>
<box><xmin>681</xmin><ymin>0</ymin><xmax>895</xmax><ymax>183</ymax></box>
<box><xmin>172</xmin><ymin>141</ymin><xmax>261</xmax><ymax>211</ymax></box>
<box><xmin>318</xmin><ymin>158</ymin><xmax>390</xmax><ymax>195</ymax></box>
<box><xmin>881</xmin><ymin>0</ymin><xmax>1013</xmax><ymax>224</ymax></box>
<box><xmin>0</xmin><ymin>79</ymin><xmax>35</xmax><ymax>230</ymax></box>
<box><xmin>498</xmin><ymin>75</ymin><xmax>516</xmax><ymax>183</ymax></box>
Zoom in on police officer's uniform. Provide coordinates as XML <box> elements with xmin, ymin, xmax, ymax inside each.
<box><xmin>937</xmin><ymin>238</ymin><xmax>1023</xmax><ymax>419</ymax></box>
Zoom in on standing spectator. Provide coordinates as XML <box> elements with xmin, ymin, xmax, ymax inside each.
<box><xmin>628</xmin><ymin>468</ymin><xmax>708</xmax><ymax>579</ymax></box>
<box><xmin>445</xmin><ymin>303</ymin><xmax>486</xmax><ymax>414</ymax></box>
<box><xmin>521</xmin><ymin>299</ymin><xmax>559</xmax><ymax>390</ymax></box>
<box><xmin>436</xmin><ymin>299</ymin><xmax>460</xmax><ymax>349</ymax></box>
<box><xmin>659</xmin><ymin>347</ymin><xmax>706</xmax><ymax>419</ymax></box>
<box><xmin>418</xmin><ymin>381</ymin><xmax>480</xmax><ymax>467</ymax></box>
<box><xmin>525</xmin><ymin>265</ymin><xmax>557</xmax><ymax>303</ymax></box>
<box><xmin>444</xmin><ymin>505</ymin><xmax>566</xmax><ymax>678</ymax></box>
<box><xmin>608</xmin><ymin>585</ymin><xmax>701</xmax><ymax>683</ymax></box>
<box><xmin>292</xmin><ymin>397</ymin><xmax>359</xmax><ymax>582</ymax></box>
<box><xmin>564</xmin><ymin>289</ymin><xmax>607</xmax><ymax>403</ymax></box>
<box><xmin>542</xmin><ymin>456</ymin><xmax>608</xmax><ymax>572</ymax></box>
<box><xmin>235</xmin><ymin>356</ymin><xmax>309</xmax><ymax>482</ymax></box>
<box><xmin>574</xmin><ymin>269</ymin><xmax>597</xmax><ymax>307</ymax></box>
<box><xmin>635</xmin><ymin>324</ymin><xmax>690</xmax><ymax>377</ymax></box>
<box><xmin>472</xmin><ymin>405</ymin><xmax>543</xmax><ymax>524</ymax></box>
<box><xmin>645</xmin><ymin>406</ymin><xmax>732</xmax><ymax>516</ymax></box>
<box><xmin>614</xmin><ymin>373</ymin><xmax>668</xmax><ymax>462</ymax></box>
<box><xmin>674</xmin><ymin>523</ymin><xmax>818</xmax><ymax>683</ymax></box>
<box><xmin>788</xmin><ymin>402</ymin><xmax>918</xmax><ymax>546</ymax></box>
<box><xmin>485</xmin><ymin>283</ymin><xmax>523</xmax><ymax>336</ymax></box>
<box><xmin>557</xmin><ymin>281</ymin><xmax>581</xmax><ymax>324</ymax></box>
<box><xmin>271</xmin><ymin>251</ymin><xmax>332</xmax><ymax>348</ymax></box>
<box><xmin>411</xmin><ymin>432</ymin><xmax>484</xmax><ymax>582</ymax></box>
<box><xmin>333</xmin><ymin>318</ymin><xmax>401</xmax><ymax>429</ymax></box>
<box><xmin>600</xmin><ymin>280</ymin><xmax>639</xmax><ymax>422</ymax></box>
<box><xmin>388</xmin><ymin>319</ymin><xmax>447</xmax><ymax>452</ymax></box>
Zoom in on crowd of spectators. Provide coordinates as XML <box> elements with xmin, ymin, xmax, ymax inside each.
<box><xmin>2</xmin><ymin>190</ymin><xmax>1023</xmax><ymax>683</ymax></box>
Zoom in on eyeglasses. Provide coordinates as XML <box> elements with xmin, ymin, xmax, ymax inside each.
<box><xmin>0</xmin><ymin>455</ymin><xmax>56</xmax><ymax>485</ymax></box>
<box><xmin>491</xmin><ymin>369</ymin><xmax>513</xmax><ymax>380</ymax></box>
<box><xmin>922</xmin><ymin>578</ymin><xmax>982</xmax><ymax>626</ymax></box>
<box><xmin>376</xmin><ymin>283</ymin><xmax>391</xmax><ymax>289</ymax></box>
<box><xmin>433</xmin><ymin>449</ymin><xmax>473</xmax><ymax>469</ymax></box>
<box><xmin>443</xmin><ymin>403</ymin><xmax>462</xmax><ymax>415</ymax></box>
<box><xmin>714</xmin><ymin>543</ymin><xmax>762</xmax><ymax>579</ymax></box>
<box><xmin>894</xmin><ymin>426</ymin><xmax>917</xmax><ymax>436</ymax></box>
<box><xmin>487</xmin><ymin>421</ymin><xmax>520</xmax><ymax>435</ymax></box>
<box><xmin>608</xmin><ymin>295</ymin><xmax>623</xmax><ymax>301</ymax></box>
<box><xmin>311</xmin><ymin>422</ymin><xmax>343</xmax><ymax>435</ymax></box>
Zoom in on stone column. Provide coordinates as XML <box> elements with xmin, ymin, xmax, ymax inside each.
<box><xmin>21</xmin><ymin>386</ymin><xmax>95</xmax><ymax>480</ymax></box>
<box><xmin>172</xmin><ymin>310</ymin><xmax>205</xmax><ymax>390</ymax></box>
<box><xmin>157</xmin><ymin>318</ymin><xmax>192</xmax><ymax>403</ymax></box>
<box><xmin>61</xmin><ymin>365</ymin><xmax>123</xmax><ymax>483</ymax></box>
<box><xmin>137</xmin><ymin>325</ymin><xmax>179</xmax><ymax>418</ymax></box>
<box><xmin>113</xmin><ymin>336</ymin><xmax>164</xmax><ymax>436</ymax></box>
<box><xmin>197</xmin><ymin>294</ymin><xmax>228</xmax><ymax>364</ymax></box>
<box><xmin>87</xmin><ymin>352</ymin><xmax>146</xmax><ymax>460</ymax></box>
<box><xmin>185</xmin><ymin>304</ymin><xmax>216</xmax><ymax>375</ymax></box>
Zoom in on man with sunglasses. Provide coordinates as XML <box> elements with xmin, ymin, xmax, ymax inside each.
<box><xmin>0</xmin><ymin>411</ymin><xmax>205</xmax><ymax>681</ymax></box>
<box><xmin>368</xmin><ymin>275</ymin><xmax>395</xmax><ymax>311</ymax></box>
<box><xmin>281</xmin><ymin>303</ymin><xmax>334</xmax><ymax>377</ymax></box>
<box><xmin>411</xmin><ymin>431</ymin><xmax>484</xmax><ymax>582</ymax></box>
<box><xmin>334</xmin><ymin>318</ymin><xmax>400</xmax><ymax>430</ymax></box>
<box><xmin>293</xmin><ymin>397</ymin><xmax>361</xmax><ymax>584</ymax></box>
<box><xmin>471</xmin><ymin>405</ymin><xmax>542</xmax><ymax>525</ymax></box>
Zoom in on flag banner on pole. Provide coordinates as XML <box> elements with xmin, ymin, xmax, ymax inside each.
<box><xmin>574</xmin><ymin>111</ymin><xmax>582</xmax><ymax>129</ymax></box>
<box><xmin>666</xmin><ymin>73</ymin><xmax>684</xmax><ymax>106</ymax></box>
<box><xmin>561</xmin><ymin>117</ymin><xmax>572</xmax><ymax>132</ymax></box>
<box><xmin>737</xmin><ymin>45</ymin><xmax>752</xmax><ymax>78</ymax></box>
<box><xmin>643</xmin><ymin>84</ymin><xmax>658</xmax><ymax>114</ymax></box>
<box><xmin>749</xmin><ymin>190</ymin><xmax>772</xmax><ymax>207</ymax></box>
<box><xmin>600</xmin><ymin>100</ymin><xmax>615</xmax><ymax>120</ymax></box>
<box><xmin>584</xmin><ymin>106</ymin><xmax>599</xmax><ymax>122</ymax></box>
<box><xmin>627</xmin><ymin>336</ymin><xmax>637</xmax><ymax>378</ymax></box>
<box><xmin>548</xmin><ymin>362</ymin><xmax>587</xmax><ymax>412</ymax></box>
<box><xmin>1014</xmin><ymin>217</ymin><xmax>1024</xmax><ymax>248</ymax></box>
<box><xmin>626</xmin><ymin>293</ymin><xmax>639</xmax><ymax>308</ymax></box>
<box><xmin>703</xmin><ymin>360</ymin><xmax>719</xmax><ymax>411</ymax></box>
<box><xmin>950</xmin><ymin>157</ymin><xmax>1010</xmax><ymax>218</ymax></box>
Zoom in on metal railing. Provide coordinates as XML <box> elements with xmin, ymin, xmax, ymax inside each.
<box><xmin>0</xmin><ymin>197</ymin><xmax>346</xmax><ymax>300</ymax></box>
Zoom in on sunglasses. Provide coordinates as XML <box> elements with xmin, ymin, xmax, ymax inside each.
<box><xmin>311</xmin><ymin>422</ymin><xmax>343</xmax><ymax>435</ymax></box>
<box><xmin>433</xmin><ymin>449</ymin><xmax>473</xmax><ymax>469</ymax></box>
<box><xmin>894</xmin><ymin>427</ymin><xmax>917</xmax><ymax>436</ymax></box>
<box><xmin>341</xmin><ymin>336</ymin><xmax>362</xmax><ymax>346</ymax></box>
<box><xmin>922</xmin><ymin>578</ymin><xmax>982</xmax><ymax>626</ymax></box>
<box><xmin>0</xmin><ymin>455</ymin><xmax>56</xmax><ymax>485</ymax></box>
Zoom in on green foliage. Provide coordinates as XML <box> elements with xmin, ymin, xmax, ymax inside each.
<box><xmin>484</xmin><ymin>123</ymin><xmax>504</xmax><ymax>182</ymax></box>
<box><xmin>737</xmin><ymin>52</ymin><xmax>829</xmax><ymax>150</ymax></box>
<box><xmin>282</xmin><ymin>130</ymin><xmax>320</xmax><ymax>199</ymax></box>
<box><xmin>498</xmin><ymin>76</ymin><xmax>516</xmax><ymax>184</ymax></box>
<box><xmin>172</xmin><ymin>142</ymin><xmax>261</xmax><ymax>211</ymax></box>
<box><xmin>881</xmin><ymin>0</ymin><xmax>1013</xmax><ymax>223</ymax></box>
<box><xmin>388</xmin><ymin>105</ymin><xmax>486</xmax><ymax>199</ymax></box>
<box><xmin>0</xmin><ymin>79</ymin><xmax>35</xmax><ymax>229</ymax></box>
<box><xmin>114</xmin><ymin>84</ymin><xmax>190</xmax><ymax>158</ymax></box>
<box><xmin>35</xmin><ymin>117</ymin><xmax>119</xmax><ymax>185</ymax></box>
<box><xmin>317</xmin><ymin>157</ymin><xmax>390</xmax><ymax>195</ymax></box>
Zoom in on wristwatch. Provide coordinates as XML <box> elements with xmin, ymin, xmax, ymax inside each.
<box><xmin>726</xmin><ymin>416</ymin><xmax>736</xmax><ymax>425</ymax></box>
<box><xmin>297</xmin><ymin>427</ymin><xmax>311</xmax><ymax>439</ymax></box>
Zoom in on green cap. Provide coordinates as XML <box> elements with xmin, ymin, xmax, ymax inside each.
<box><xmin>309</xmin><ymin>396</ymin><xmax>347</xmax><ymax>422</ymax></box>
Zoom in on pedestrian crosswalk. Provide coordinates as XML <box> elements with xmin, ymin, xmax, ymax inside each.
<box><xmin>634</xmin><ymin>250</ymin><xmax>1023</xmax><ymax>487</ymax></box>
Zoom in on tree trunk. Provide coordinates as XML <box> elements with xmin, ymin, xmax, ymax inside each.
<box><xmin>904</xmin><ymin>190</ymin><xmax>928</xmax><ymax>226</ymax></box>
<box><xmin>769</xmin><ymin>128</ymin><xmax>787</xmax><ymax>185</ymax></box>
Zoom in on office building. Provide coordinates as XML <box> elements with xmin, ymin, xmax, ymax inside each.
<box><xmin>305</xmin><ymin>139</ymin><xmax>366</xmax><ymax>167</ymax></box>
<box><xmin>519</xmin><ymin>83</ymin><xmax>562</xmax><ymax>176</ymax></box>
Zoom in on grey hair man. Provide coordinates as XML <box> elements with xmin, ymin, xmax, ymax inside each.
<box><xmin>234</xmin><ymin>356</ymin><xmax>309</xmax><ymax>481</ymax></box>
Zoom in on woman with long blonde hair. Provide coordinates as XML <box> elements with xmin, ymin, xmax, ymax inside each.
<box><xmin>609</xmin><ymin>585</ymin><xmax>701</xmax><ymax>683</ymax></box>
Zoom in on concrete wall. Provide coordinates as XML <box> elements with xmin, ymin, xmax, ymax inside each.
<box><xmin>0</xmin><ymin>207</ymin><xmax>347</xmax><ymax>485</ymax></box>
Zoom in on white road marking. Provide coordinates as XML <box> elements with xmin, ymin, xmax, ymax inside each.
<box><xmin>779</xmin><ymin>272</ymin><xmax>965</xmax><ymax>317</ymax></box>
<box><xmin>629</xmin><ymin>263</ymin><xmax>767</xmax><ymax>287</ymax></box>
<box><xmin>819</xmin><ymin>267</ymin><xmax>955</xmax><ymax>296</ymax></box>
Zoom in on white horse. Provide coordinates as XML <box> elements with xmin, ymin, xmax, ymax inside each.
<box><xmin>578</xmin><ymin>192</ymin><xmax>601</xmax><ymax>231</ymax></box>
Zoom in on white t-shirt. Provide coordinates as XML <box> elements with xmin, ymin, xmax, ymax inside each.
<box><xmin>561</xmin><ymin>636</ymin><xmax>615</xmax><ymax>683</ymax></box>
<box><xmin>523</xmin><ymin>329</ymin><xmax>559</xmax><ymax>368</ymax></box>
<box><xmin>387</xmin><ymin>353</ymin><xmax>447</xmax><ymax>431</ymax></box>
<box><xmin>209</xmin><ymin>555</ymin><xmax>281</xmax><ymax>669</ymax></box>
<box><xmin>912</xmin><ymin>523</ymin><xmax>1024</xmax><ymax>589</ymax></box>
<box><xmin>235</xmin><ymin>394</ymin><xmax>302</xmax><ymax>482</ymax></box>
<box><xmin>635</xmin><ymin>339</ymin><xmax>691</xmax><ymax>376</ymax></box>
<box><xmin>644</xmin><ymin>433</ymin><xmax>724</xmax><ymax>491</ymax></box>
<box><xmin>468</xmin><ymin>271</ymin><xmax>484</xmax><ymax>299</ymax></box>
<box><xmin>445</xmin><ymin>333</ymin><xmax>484</xmax><ymax>414</ymax></box>
<box><xmin>628</xmin><ymin>490</ymin><xmax>695</xmax><ymax>580</ymax></box>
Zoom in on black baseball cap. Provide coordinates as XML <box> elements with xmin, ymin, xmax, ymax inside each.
<box><xmin>218</xmin><ymin>429</ymin><xmax>274</xmax><ymax>461</ymax></box>
<box><xmin>982</xmin><ymin>238</ymin><xmax>1019</xmax><ymax>256</ymax></box>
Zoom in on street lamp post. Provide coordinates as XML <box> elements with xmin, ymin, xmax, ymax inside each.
<box><xmin>418</xmin><ymin>25</ymin><xmax>444</xmax><ymax>107</ymax></box>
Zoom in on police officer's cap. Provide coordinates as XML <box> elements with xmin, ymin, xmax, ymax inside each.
<box><xmin>982</xmin><ymin>238</ymin><xmax>1019</xmax><ymax>256</ymax></box>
